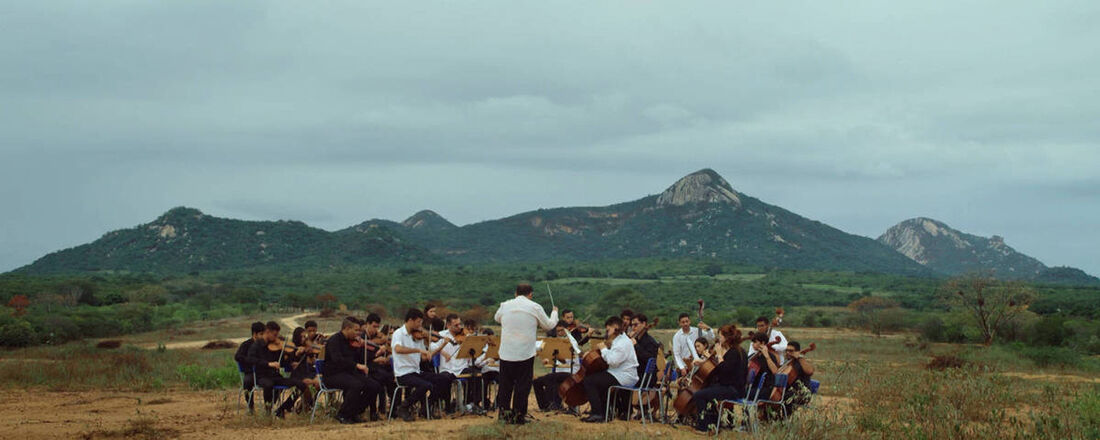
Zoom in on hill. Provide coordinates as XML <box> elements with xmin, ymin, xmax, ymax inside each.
<box><xmin>17</xmin><ymin>207</ymin><xmax>434</xmax><ymax>274</ymax></box>
<box><xmin>347</xmin><ymin>169</ymin><xmax>931</xmax><ymax>275</ymax></box>
<box><xmin>878</xmin><ymin>217</ymin><xmax>1053</xmax><ymax>279</ymax></box>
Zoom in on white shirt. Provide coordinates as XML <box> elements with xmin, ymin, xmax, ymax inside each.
<box><xmin>747</xmin><ymin>328</ymin><xmax>788</xmax><ymax>365</ymax></box>
<box><xmin>493</xmin><ymin>296</ymin><xmax>558</xmax><ymax>362</ymax></box>
<box><xmin>437</xmin><ymin>329</ymin><xmax>470</xmax><ymax>376</ymax></box>
<box><xmin>601</xmin><ymin>333</ymin><xmax>639</xmax><ymax>386</ymax></box>
<box><xmin>476</xmin><ymin>344</ymin><xmax>498</xmax><ymax>372</ymax></box>
<box><xmin>672</xmin><ymin>326</ymin><xmax>716</xmax><ymax>370</ymax></box>
<box><xmin>390</xmin><ymin>325</ymin><xmax>422</xmax><ymax>377</ymax></box>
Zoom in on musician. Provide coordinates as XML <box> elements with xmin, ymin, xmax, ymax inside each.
<box><xmin>748</xmin><ymin>316</ymin><xmax>788</xmax><ymax>364</ymax></box>
<box><xmin>287</xmin><ymin>327</ymin><xmax>320</xmax><ymax>389</ymax></box>
<box><xmin>245</xmin><ymin>321</ymin><xmax>308</xmax><ymax>418</ymax></box>
<box><xmin>690</xmin><ymin>324</ymin><xmax>747</xmax><ymax>433</ymax></box>
<box><xmin>493</xmin><ymin>284</ymin><xmax>558</xmax><ymax>425</ymax></box>
<box><xmin>436</xmin><ymin>313</ymin><xmax>473</xmax><ymax>414</ymax></box>
<box><xmin>673</xmin><ymin>313</ymin><xmax>716</xmax><ymax>377</ymax></box>
<box><xmin>630</xmin><ymin>314</ymin><xmax>660</xmax><ymax>388</ymax></box>
<box><xmin>693</xmin><ymin>337</ymin><xmax>711</xmax><ymax>363</ymax></box>
<box><xmin>363</xmin><ymin>313</ymin><xmax>395</xmax><ymax>416</ymax></box>
<box><xmin>533</xmin><ymin>321</ymin><xmax>581</xmax><ymax>412</ymax></box>
<box><xmin>391</xmin><ymin>308</ymin><xmax>452</xmax><ymax>421</ymax></box>
<box><xmin>580</xmin><ymin>316</ymin><xmax>639</xmax><ymax>423</ymax></box>
<box><xmin>234</xmin><ymin>321</ymin><xmax>265</xmax><ymax>413</ymax></box>
<box><xmin>304</xmin><ymin>320</ymin><xmax>321</xmax><ymax>344</ymax></box>
<box><xmin>550</xmin><ymin>310</ymin><xmax>590</xmax><ymax>346</ymax></box>
<box><xmin>780</xmin><ymin>341</ymin><xmax>815</xmax><ymax>416</ymax></box>
<box><xmin>324</xmin><ymin>318</ymin><xmax>383</xmax><ymax>424</ymax></box>
<box><xmin>474</xmin><ymin>328</ymin><xmax>499</xmax><ymax>410</ymax></box>
<box><xmin>748</xmin><ymin>331</ymin><xmax>781</xmax><ymax>399</ymax></box>
<box><xmin>620</xmin><ymin>309</ymin><xmax>635</xmax><ymax>329</ymax></box>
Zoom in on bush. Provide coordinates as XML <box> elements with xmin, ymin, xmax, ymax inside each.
<box><xmin>1015</xmin><ymin>345</ymin><xmax>1082</xmax><ymax>368</ymax></box>
<box><xmin>0</xmin><ymin>315</ymin><xmax>36</xmax><ymax>347</ymax></box>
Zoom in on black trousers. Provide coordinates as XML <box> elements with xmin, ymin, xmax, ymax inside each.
<box><xmin>581</xmin><ymin>371</ymin><xmax>620</xmax><ymax>417</ymax></box>
<box><xmin>241</xmin><ymin>373</ymin><xmax>256</xmax><ymax>409</ymax></box>
<box><xmin>256</xmin><ymin>375</ymin><xmax>307</xmax><ymax>413</ymax></box>
<box><xmin>325</xmin><ymin>372</ymin><xmax>382</xmax><ymax>419</ymax></box>
<box><xmin>397</xmin><ymin>372</ymin><xmax>452</xmax><ymax>408</ymax></box>
<box><xmin>368</xmin><ymin>366</ymin><xmax>395</xmax><ymax>412</ymax></box>
<box><xmin>533</xmin><ymin>372</ymin><xmax>571</xmax><ymax>410</ymax></box>
<box><xmin>692</xmin><ymin>385</ymin><xmax>743</xmax><ymax>430</ymax></box>
<box><xmin>497</xmin><ymin>357</ymin><xmax>535</xmax><ymax>419</ymax></box>
<box><xmin>481</xmin><ymin>370</ymin><xmax>499</xmax><ymax>408</ymax></box>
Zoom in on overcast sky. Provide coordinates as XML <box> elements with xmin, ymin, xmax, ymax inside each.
<box><xmin>2</xmin><ymin>1</ymin><xmax>1098</xmax><ymax>275</ymax></box>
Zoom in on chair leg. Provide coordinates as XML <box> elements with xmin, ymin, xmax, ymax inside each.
<box><xmin>605</xmin><ymin>388</ymin><xmax>613</xmax><ymax>422</ymax></box>
<box><xmin>387</xmin><ymin>387</ymin><xmax>402</xmax><ymax>421</ymax></box>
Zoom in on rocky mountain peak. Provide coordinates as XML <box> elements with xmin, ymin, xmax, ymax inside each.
<box><xmin>878</xmin><ymin>217</ymin><xmax>1047</xmax><ymax>277</ymax></box>
<box><xmin>656</xmin><ymin>169</ymin><xmax>741</xmax><ymax>208</ymax></box>
<box><xmin>402</xmin><ymin>210</ymin><xmax>456</xmax><ymax>230</ymax></box>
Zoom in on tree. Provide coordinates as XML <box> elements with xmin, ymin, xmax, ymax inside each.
<box><xmin>847</xmin><ymin>296</ymin><xmax>901</xmax><ymax>336</ymax></box>
<box><xmin>703</xmin><ymin>263</ymin><xmax>723</xmax><ymax>277</ymax></box>
<box><xmin>940</xmin><ymin>273</ymin><xmax>1035</xmax><ymax>345</ymax></box>
<box><xmin>6</xmin><ymin>295</ymin><xmax>29</xmax><ymax>317</ymax></box>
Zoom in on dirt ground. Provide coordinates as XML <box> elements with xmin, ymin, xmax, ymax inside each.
<box><xmin>3</xmin><ymin>388</ymin><xmax>754</xmax><ymax>439</ymax></box>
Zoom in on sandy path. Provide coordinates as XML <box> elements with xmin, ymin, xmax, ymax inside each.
<box><xmin>139</xmin><ymin>312</ymin><xmax>314</xmax><ymax>350</ymax></box>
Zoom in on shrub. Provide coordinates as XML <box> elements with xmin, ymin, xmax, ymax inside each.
<box><xmin>1015</xmin><ymin>345</ymin><xmax>1082</xmax><ymax>368</ymax></box>
<box><xmin>176</xmin><ymin>362</ymin><xmax>238</xmax><ymax>390</ymax></box>
<box><xmin>0</xmin><ymin>315</ymin><xmax>36</xmax><ymax>347</ymax></box>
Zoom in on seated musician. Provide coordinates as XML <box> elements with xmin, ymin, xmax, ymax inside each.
<box><xmin>749</xmin><ymin>316</ymin><xmax>788</xmax><ymax>364</ymax></box>
<box><xmin>620</xmin><ymin>309</ymin><xmax>635</xmax><ymax>330</ymax></box>
<box><xmin>580</xmin><ymin>316</ymin><xmax>639</xmax><ymax>423</ymax></box>
<box><xmin>630</xmin><ymin>314</ymin><xmax>660</xmax><ymax>388</ymax></box>
<box><xmin>390</xmin><ymin>308</ymin><xmax>452</xmax><ymax>421</ymax></box>
<box><xmin>304</xmin><ymin>320</ymin><xmax>323</xmax><ymax>344</ymax></box>
<box><xmin>323</xmin><ymin>318</ymin><xmax>383</xmax><ymax>423</ymax></box>
<box><xmin>245</xmin><ymin>321</ymin><xmax>308</xmax><ymax>418</ymax></box>
<box><xmin>363</xmin><ymin>313</ymin><xmax>395</xmax><ymax>417</ymax></box>
<box><xmin>693</xmin><ymin>337</ymin><xmax>711</xmax><ymax>364</ymax></box>
<box><xmin>234</xmin><ymin>321</ymin><xmax>265</xmax><ymax>413</ymax></box>
<box><xmin>673</xmin><ymin>313</ymin><xmax>715</xmax><ymax>378</ymax></box>
<box><xmin>690</xmin><ymin>324</ymin><xmax>747</xmax><ymax>433</ymax></box>
<box><xmin>474</xmin><ymin>328</ymin><xmax>499</xmax><ymax>409</ymax></box>
<box><xmin>549</xmin><ymin>310</ymin><xmax>590</xmax><ymax>346</ymax></box>
<box><xmin>781</xmin><ymin>341</ymin><xmax>815</xmax><ymax>416</ymax></box>
<box><xmin>533</xmin><ymin>321</ymin><xmax>581</xmax><ymax>412</ymax></box>
<box><xmin>748</xmin><ymin>331</ymin><xmax>781</xmax><ymax>400</ymax></box>
<box><xmin>437</xmin><ymin>313</ymin><xmax>475</xmax><ymax>414</ymax></box>
<box><xmin>287</xmin><ymin>327</ymin><xmax>320</xmax><ymax>389</ymax></box>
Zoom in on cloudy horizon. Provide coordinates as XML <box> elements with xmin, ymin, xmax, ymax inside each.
<box><xmin>3</xmin><ymin>1</ymin><xmax>1098</xmax><ymax>274</ymax></box>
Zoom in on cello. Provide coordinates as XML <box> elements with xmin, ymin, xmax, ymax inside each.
<box><xmin>671</xmin><ymin>351</ymin><xmax>720</xmax><ymax>416</ymax></box>
<box><xmin>761</xmin><ymin>342</ymin><xmax>816</xmax><ymax>414</ymax></box>
<box><xmin>558</xmin><ymin>348</ymin><xmax>609</xmax><ymax>407</ymax></box>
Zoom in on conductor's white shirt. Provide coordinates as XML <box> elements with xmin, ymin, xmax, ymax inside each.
<box><xmin>493</xmin><ymin>295</ymin><xmax>558</xmax><ymax>362</ymax></box>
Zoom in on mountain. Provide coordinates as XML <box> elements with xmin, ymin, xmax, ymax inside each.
<box><xmin>346</xmin><ymin>169</ymin><xmax>931</xmax><ymax>275</ymax></box>
<box><xmin>877</xmin><ymin>217</ymin><xmax>1048</xmax><ymax>278</ymax></box>
<box><xmin>17</xmin><ymin>169</ymin><xmax>937</xmax><ymax>275</ymax></box>
<box><xmin>1032</xmin><ymin>266</ymin><xmax>1100</xmax><ymax>286</ymax></box>
<box><xmin>17</xmin><ymin>207</ymin><xmax>435</xmax><ymax>274</ymax></box>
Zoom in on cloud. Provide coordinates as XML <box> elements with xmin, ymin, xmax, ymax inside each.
<box><xmin>1</xmin><ymin>1</ymin><xmax>1099</xmax><ymax>274</ymax></box>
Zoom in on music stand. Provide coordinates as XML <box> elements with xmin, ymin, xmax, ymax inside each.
<box><xmin>455</xmin><ymin>335</ymin><xmax>489</xmax><ymax>377</ymax></box>
<box><xmin>538</xmin><ymin>338</ymin><xmax>573</xmax><ymax>363</ymax></box>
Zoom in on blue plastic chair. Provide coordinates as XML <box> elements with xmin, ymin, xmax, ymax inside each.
<box><xmin>754</xmin><ymin>373</ymin><xmax>789</xmax><ymax>420</ymax></box>
<box><xmin>235</xmin><ymin>361</ymin><xmax>258</xmax><ymax>414</ymax></box>
<box><xmin>716</xmin><ymin>371</ymin><xmax>767</xmax><ymax>435</ymax></box>
<box><xmin>606</xmin><ymin>358</ymin><xmax>659</xmax><ymax>424</ymax></box>
<box><xmin>253</xmin><ymin>366</ymin><xmax>296</xmax><ymax>419</ymax></box>
<box><xmin>309</xmin><ymin>359</ymin><xmax>344</xmax><ymax>424</ymax></box>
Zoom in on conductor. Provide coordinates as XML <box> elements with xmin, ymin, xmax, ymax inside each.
<box><xmin>493</xmin><ymin>284</ymin><xmax>558</xmax><ymax>425</ymax></box>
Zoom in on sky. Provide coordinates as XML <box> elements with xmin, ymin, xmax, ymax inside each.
<box><xmin>2</xmin><ymin>1</ymin><xmax>1098</xmax><ymax>274</ymax></box>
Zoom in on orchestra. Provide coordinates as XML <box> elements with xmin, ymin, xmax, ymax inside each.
<box><xmin>231</xmin><ymin>289</ymin><xmax>818</xmax><ymax>432</ymax></box>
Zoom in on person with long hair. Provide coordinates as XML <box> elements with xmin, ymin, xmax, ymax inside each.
<box><xmin>690</xmin><ymin>324</ymin><xmax>747</xmax><ymax>433</ymax></box>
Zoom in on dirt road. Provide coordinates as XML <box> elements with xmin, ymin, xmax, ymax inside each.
<box><xmin>139</xmin><ymin>312</ymin><xmax>314</xmax><ymax>350</ymax></box>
